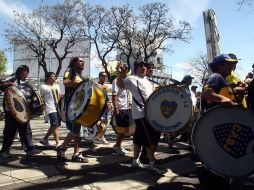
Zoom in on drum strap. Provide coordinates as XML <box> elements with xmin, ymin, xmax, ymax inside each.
<box><xmin>132</xmin><ymin>80</ymin><xmax>146</xmax><ymax>109</ymax></box>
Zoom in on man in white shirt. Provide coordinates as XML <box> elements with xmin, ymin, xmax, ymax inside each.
<box><xmin>117</xmin><ymin>60</ymin><xmax>166</xmax><ymax>175</ymax></box>
<box><xmin>39</xmin><ymin>72</ymin><xmax>61</xmax><ymax>148</ymax></box>
<box><xmin>112</xmin><ymin>64</ymin><xmax>131</xmax><ymax>155</ymax></box>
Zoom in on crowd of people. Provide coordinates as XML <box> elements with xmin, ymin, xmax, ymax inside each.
<box><xmin>0</xmin><ymin>53</ymin><xmax>254</xmax><ymax>186</ymax></box>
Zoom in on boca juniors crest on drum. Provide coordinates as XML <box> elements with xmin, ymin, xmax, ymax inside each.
<box><xmin>145</xmin><ymin>86</ymin><xmax>192</xmax><ymax>134</ymax></box>
<box><xmin>5</xmin><ymin>82</ymin><xmax>44</xmax><ymax>123</ymax></box>
<box><xmin>192</xmin><ymin>106</ymin><xmax>254</xmax><ymax>177</ymax></box>
<box><xmin>67</xmin><ymin>80</ymin><xmax>107</xmax><ymax>127</ymax></box>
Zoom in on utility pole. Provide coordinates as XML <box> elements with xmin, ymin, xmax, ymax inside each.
<box><xmin>203</xmin><ymin>9</ymin><xmax>220</xmax><ymax>74</ymax></box>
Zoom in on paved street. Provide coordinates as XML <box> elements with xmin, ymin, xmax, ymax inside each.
<box><xmin>0</xmin><ymin>119</ymin><xmax>253</xmax><ymax>190</ymax></box>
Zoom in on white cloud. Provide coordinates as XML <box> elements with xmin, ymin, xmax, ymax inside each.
<box><xmin>0</xmin><ymin>0</ymin><xmax>29</xmax><ymax>18</ymax></box>
<box><xmin>169</xmin><ymin>0</ymin><xmax>209</xmax><ymax>26</ymax></box>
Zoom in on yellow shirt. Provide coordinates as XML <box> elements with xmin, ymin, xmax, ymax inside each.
<box><xmin>225</xmin><ymin>71</ymin><xmax>247</xmax><ymax>108</ymax></box>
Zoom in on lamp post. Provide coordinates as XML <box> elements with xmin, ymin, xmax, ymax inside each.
<box><xmin>37</xmin><ymin>0</ymin><xmax>43</xmax><ymax>87</ymax></box>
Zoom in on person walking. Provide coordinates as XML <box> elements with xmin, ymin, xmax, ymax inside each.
<box><xmin>94</xmin><ymin>72</ymin><xmax>110</xmax><ymax>144</ymax></box>
<box><xmin>39</xmin><ymin>72</ymin><xmax>62</xmax><ymax>148</ymax></box>
<box><xmin>56</xmin><ymin>57</ymin><xmax>89</xmax><ymax>163</ymax></box>
<box><xmin>0</xmin><ymin>65</ymin><xmax>41</xmax><ymax>158</ymax></box>
<box><xmin>117</xmin><ymin>60</ymin><xmax>166</xmax><ymax>175</ymax></box>
<box><xmin>112</xmin><ymin>64</ymin><xmax>131</xmax><ymax>155</ymax></box>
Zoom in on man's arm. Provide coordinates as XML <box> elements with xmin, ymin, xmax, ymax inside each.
<box><xmin>116</xmin><ymin>64</ymin><xmax>127</xmax><ymax>88</ymax></box>
<box><xmin>202</xmin><ymin>87</ymin><xmax>234</xmax><ymax>106</ymax></box>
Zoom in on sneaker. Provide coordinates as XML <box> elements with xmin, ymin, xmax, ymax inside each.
<box><xmin>26</xmin><ymin>148</ymin><xmax>42</xmax><ymax>156</ymax></box>
<box><xmin>0</xmin><ymin>150</ymin><xmax>12</xmax><ymax>159</ymax></box>
<box><xmin>139</xmin><ymin>157</ymin><xmax>149</xmax><ymax>165</ymax></box>
<box><xmin>113</xmin><ymin>145</ymin><xmax>129</xmax><ymax>155</ymax></box>
<box><xmin>39</xmin><ymin>139</ymin><xmax>50</xmax><ymax>146</ymax></box>
<box><xmin>131</xmin><ymin>160</ymin><xmax>144</xmax><ymax>168</ymax></box>
<box><xmin>95</xmin><ymin>137</ymin><xmax>109</xmax><ymax>144</ymax></box>
<box><xmin>148</xmin><ymin>164</ymin><xmax>167</xmax><ymax>175</ymax></box>
<box><xmin>56</xmin><ymin>146</ymin><xmax>66</xmax><ymax>157</ymax></box>
<box><xmin>72</xmin><ymin>153</ymin><xmax>89</xmax><ymax>163</ymax></box>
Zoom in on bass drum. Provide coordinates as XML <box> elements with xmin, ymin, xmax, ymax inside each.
<box><xmin>192</xmin><ymin>105</ymin><xmax>254</xmax><ymax>178</ymax></box>
<box><xmin>145</xmin><ymin>85</ymin><xmax>192</xmax><ymax>134</ymax></box>
<box><xmin>111</xmin><ymin>111</ymin><xmax>135</xmax><ymax>135</ymax></box>
<box><xmin>82</xmin><ymin>125</ymin><xmax>98</xmax><ymax>141</ymax></box>
<box><xmin>5</xmin><ymin>82</ymin><xmax>44</xmax><ymax>123</ymax></box>
<box><xmin>67</xmin><ymin>80</ymin><xmax>107</xmax><ymax>127</ymax></box>
<box><xmin>57</xmin><ymin>96</ymin><xmax>66</xmax><ymax>123</ymax></box>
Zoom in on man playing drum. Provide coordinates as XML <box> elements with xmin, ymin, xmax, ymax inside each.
<box><xmin>39</xmin><ymin>72</ymin><xmax>62</xmax><ymax>148</ymax></box>
<box><xmin>117</xmin><ymin>60</ymin><xmax>166</xmax><ymax>175</ymax></box>
<box><xmin>112</xmin><ymin>64</ymin><xmax>131</xmax><ymax>155</ymax></box>
<box><xmin>139</xmin><ymin>62</ymin><xmax>161</xmax><ymax>164</ymax></box>
<box><xmin>0</xmin><ymin>65</ymin><xmax>41</xmax><ymax>158</ymax></box>
<box><xmin>57</xmin><ymin>57</ymin><xmax>89</xmax><ymax>163</ymax></box>
<box><xmin>200</xmin><ymin>54</ymin><xmax>237</xmax><ymax>190</ymax></box>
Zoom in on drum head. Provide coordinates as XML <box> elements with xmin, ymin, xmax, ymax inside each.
<box><xmin>82</xmin><ymin>125</ymin><xmax>98</xmax><ymax>141</ymax></box>
<box><xmin>192</xmin><ymin>106</ymin><xmax>254</xmax><ymax>178</ymax></box>
<box><xmin>67</xmin><ymin>81</ymin><xmax>106</xmax><ymax>127</ymax></box>
<box><xmin>67</xmin><ymin>81</ymin><xmax>92</xmax><ymax>121</ymax></box>
<box><xmin>145</xmin><ymin>86</ymin><xmax>192</xmax><ymax>133</ymax></box>
<box><xmin>5</xmin><ymin>86</ymin><xmax>29</xmax><ymax>123</ymax></box>
<box><xmin>57</xmin><ymin>97</ymin><xmax>66</xmax><ymax>123</ymax></box>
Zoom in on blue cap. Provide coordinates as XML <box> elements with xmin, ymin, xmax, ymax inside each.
<box><xmin>181</xmin><ymin>75</ymin><xmax>194</xmax><ymax>83</ymax></box>
<box><xmin>210</xmin><ymin>54</ymin><xmax>238</xmax><ymax>68</ymax></box>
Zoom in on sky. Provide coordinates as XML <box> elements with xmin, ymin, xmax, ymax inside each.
<box><xmin>0</xmin><ymin>0</ymin><xmax>254</xmax><ymax>83</ymax></box>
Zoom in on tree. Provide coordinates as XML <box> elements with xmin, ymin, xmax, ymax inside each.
<box><xmin>81</xmin><ymin>4</ymin><xmax>133</xmax><ymax>82</ymax></box>
<box><xmin>237</xmin><ymin>0</ymin><xmax>254</xmax><ymax>11</ymax></box>
<box><xmin>118</xmin><ymin>2</ymin><xmax>192</xmax><ymax>68</ymax></box>
<box><xmin>4</xmin><ymin>0</ymin><xmax>85</xmax><ymax>78</ymax></box>
<box><xmin>189</xmin><ymin>53</ymin><xmax>210</xmax><ymax>86</ymax></box>
<box><xmin>0</xmin><ymin>49</ymin><xmax>7</xmax><ymax>75</ymax></box>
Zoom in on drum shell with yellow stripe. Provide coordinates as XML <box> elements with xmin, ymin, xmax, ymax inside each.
<box><xmin>67</xmin><ymin>80</ymin><xmax>107</xmax><ymax>127</ymax></box>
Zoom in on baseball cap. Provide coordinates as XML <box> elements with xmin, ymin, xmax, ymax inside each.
<box><xmin>182</xmin><ymin>75</ymin><xmax>194</xmax><ymax>83</ymax></box>
<box><xmin>146</xmin><ymin>62</ymin><xmax>155</xmax><ymax>69</ymax></box>
<box><xmin>134</xmin><ymin>60</ymin><xmax>147</xmax><ymax>73</ymax></box>
<box><xmin>210</xmin><ymin>54</ymin><xmax>238</xmax><ymax>68</ymax></box>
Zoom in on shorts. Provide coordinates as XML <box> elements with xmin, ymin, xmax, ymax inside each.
<box><xmin>133</xmin><ymin>117</ymin><xmax>161</xmax><ymax>147</ymax></box>
<box><xmin>48</xmin><ymin>112</ymin><xmax>61</xmax><ymax>128</ymax></box>
<box><xmin>66</xmin><ymin>119</ymin><xmax>83</xmax><ymax>137</ymax></box>
<box><xmin>115</xmin><ymin>109</ymin><xmax>130</xmax><ymax>134</ymax></box>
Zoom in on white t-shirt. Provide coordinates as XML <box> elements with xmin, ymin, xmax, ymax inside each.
<box><xmin>112</xmin><ymin>78</ymin><xmax>130</xmax><ymax>110</ymax></box>
<box><xmin>123</xmin><ymin>75</ymin><xmax>153</xmax><ymax>119</ymax></box>
<box><xmin>40</xmin><ymin>83</ymin><xmax>61</xmax><ymax>115</ymax></box>
<box><xmin>191</xmin><ymin>91</ymin><xmax>197</xmax><ymax>109</ymax></box>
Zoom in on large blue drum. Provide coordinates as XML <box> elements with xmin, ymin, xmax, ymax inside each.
<box><xmin>5</xmin><ymin>82</ymin><xmax>44</xmax><ymax>123</ymax></box>
<box><xmin>192</xmin><ymin>105</ymin><xmax>254</xmax><ymax>178</ymax></box>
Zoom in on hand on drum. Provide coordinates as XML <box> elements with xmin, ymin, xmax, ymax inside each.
<box><xmin>220</xmin><ymin>96</ymin><xmax>236</xmax><ymax>106</ymax></box>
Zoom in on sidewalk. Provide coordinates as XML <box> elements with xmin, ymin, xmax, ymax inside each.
<box><xmin>0</xmin><ymin>119</ymin><xmax>253</xmax><ymax>190</ymax></box>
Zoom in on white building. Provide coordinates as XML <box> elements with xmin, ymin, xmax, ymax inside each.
<box><xmin>13</xmin><ymin>38</ymin><xmax>91</xmax><ymax>80</ymax></box>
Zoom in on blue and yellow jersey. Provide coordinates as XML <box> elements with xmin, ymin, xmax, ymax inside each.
<box><xmin>63</xmin><ymin>67</ymin><xmax>83</xmax><ymax>99</ymax></box>
<box><xmin>202</xmin><ymin>73</ymin><xmax>235</xmax><ymax>110</ymax></box>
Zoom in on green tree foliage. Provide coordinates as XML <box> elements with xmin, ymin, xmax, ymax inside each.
<box><xmin>0</xmin><ymin>49</ymin><xmax>7</xmax><ymax>75</ymax></box>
